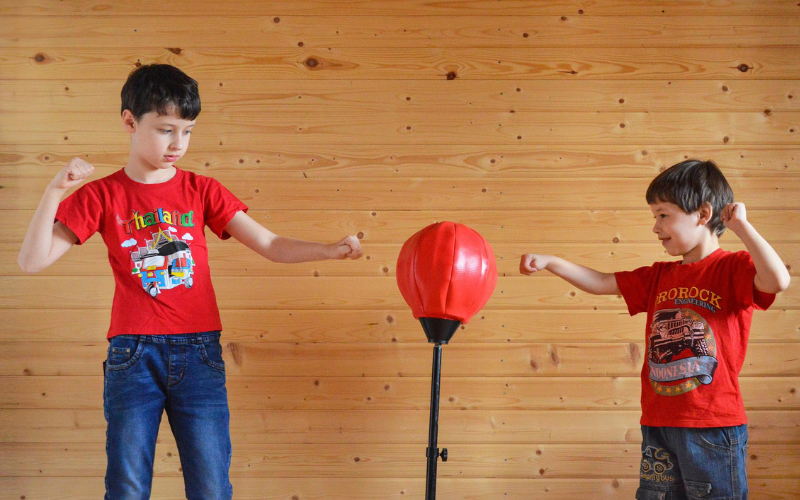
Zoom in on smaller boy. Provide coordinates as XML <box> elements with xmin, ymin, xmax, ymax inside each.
<box><xmin>18</xmin><ymin>64</ymin><xmax>362</xmax><ymax>500</ymax></box>
<box><xmin>520</xmin><ymin>160</ymin><xmax>789</xmax><ymax>499</ymax></box>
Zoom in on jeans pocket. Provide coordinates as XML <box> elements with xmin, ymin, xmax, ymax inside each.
<box><xmin>200</xmin><ymin>337</ymin><xmax>226</xmax><ymax>372</ymax></box>
<box><xmin>694</xmin><ymin>427</ymin><xmax>732</xmax><ymax>451</ymax></box>
<box><xmin>684</xmin><ymin>480</ymin><xmax>712</xmax><ymax>499</ymax></box>
<box><xmin>106</xmin><ymin>336</ymin><xmax>144</xmax><ymax>371</ymax></box>
<box><xmin>636</xmin><ymin>488</ymin><xmax>666</xmax><ymax>500</ymax></box>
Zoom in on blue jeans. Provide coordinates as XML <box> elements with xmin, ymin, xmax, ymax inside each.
<box><xmin>637</xmin><ymin>425</ymin><xmax>749</xmax><ymax>500</ymax></box>
<box><xmin>103</xmin><ymin>332</ymin><xmax>233</xmax><ymax>500</ymax></box>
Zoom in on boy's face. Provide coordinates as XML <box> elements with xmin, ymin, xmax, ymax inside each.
<box><xmin>650</xmin><ymin>201</ymin><xmax>712</xmax><ymax>257</ymax></box>
<box><xmin>123</xmin><ymin>106</ymin><xmax>195</xmax><ymax>170</ymax></box>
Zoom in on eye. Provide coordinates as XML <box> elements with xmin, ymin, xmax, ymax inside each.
<box><xmin>159</xmin><ymin>129</ymin><xmax>171</xmax><ymax>134</ymax></box>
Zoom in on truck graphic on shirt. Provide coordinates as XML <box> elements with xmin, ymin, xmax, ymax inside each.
<box><xmin>649</xmin><ymin>309</ymin><xmax>710</xmax><ymax>363</ymax></box>
<box><xmin>131</xmin><ymin>230</ymin><xmax>194</xmax><ymax>297</ymax></box>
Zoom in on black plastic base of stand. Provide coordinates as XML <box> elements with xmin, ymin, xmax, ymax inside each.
<box><xmin>419</xmin><ymin>317</ymin><xmax>461</xmax><ymax>344</ymax></box>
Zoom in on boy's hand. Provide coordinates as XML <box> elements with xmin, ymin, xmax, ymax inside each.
<box><xmin>721</xmin><ymin>202</ymin><xmax>748</xmax><ymax>233</ymax></box>
<box><xmin>520</xmin><ymin>253</ymin><xmax>550</xmax><ymax>275</ymax></box>
<box><xmin>331</xmin><ymin>235</ymin><xmax>363</xmax><ymax>260</ymax></box>
<box><xmin>49</xmin><ymin>158</ymin><xmax>94</xmax><ymax>191</ymax></box>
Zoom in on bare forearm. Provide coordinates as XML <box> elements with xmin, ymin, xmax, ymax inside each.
<box><xmin>546</xmin><ymin>256</ymin><xmax>620</xmax><ymax>295</ymax></box>
<box><xmin>734</xmin><ymin>221</ymin><xmax>790</xmax><ymax>293</ymax></box>
<box><xmin>261</xmin><ymin>235</ymin><xmax>334</xmax><ymax>263</ymax></box>
<box><xmin>18</xmin><ymin>187</ymin><xmax>67</xmax><ymax>272</ymax></box>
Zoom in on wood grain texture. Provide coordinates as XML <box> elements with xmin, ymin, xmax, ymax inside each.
<box><xmin>3</xmin><ymin>2</ymin><xmax>799</xmax><ymax>494</ymax></box>
<box><xmin>2</xmin><ymin>0</ymin><xmax>799</xmax><ymax>16</ymax></box>
<box><xmin>3</xmin><ymin>16</ymin><xmax>799</xmax><ymax>48</ymax></box>
<box><xmin>3</xmin><ymin>80</ymin><xmax>799</xmax><ymax>114</ymax></box>
<box><xmin>3</xmin><ymin>47</ymin><xmax>799</xmax><ymax>80</ymax></box>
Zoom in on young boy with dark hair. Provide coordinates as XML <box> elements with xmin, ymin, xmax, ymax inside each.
<box><xmin>19</xmin><ymin>63</ymin><xmax>363</xmax><ymax>500</ymax></box>
<box><xmin>520</xmin><ymin>160</ymin><xmax>789</xmax><ymax>499</ymax></box>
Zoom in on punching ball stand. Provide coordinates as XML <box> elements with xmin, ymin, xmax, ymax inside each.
<box><xmin>396</xmin><ymin>222</ymin><xmax>497</xmax><ymax>500</ymax></box>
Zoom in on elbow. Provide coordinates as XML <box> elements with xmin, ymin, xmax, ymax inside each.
<box><xmin>760</xmin><ymin>273</ymin><xmax>791</xmax><ymax>294</ymax></box>
<box><xmin>18</xmin><ymin>256</ymin><xmax>43</xmax><ymax>274</ymax></box>
<box><xmin>776</xmin><ymin>274</ymin><xmax>791</xmax><ymax>293</ymax></box>
<box><xmin>18</xmin><ymin>251</ymin><xmax>47</xmax><ymax>274</ymax></box>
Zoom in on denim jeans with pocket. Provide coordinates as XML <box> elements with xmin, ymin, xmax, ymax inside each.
<box><xmin>103</xmin><ymin>331</ymin><xmax>232</xmax><ymax>500</ymax></box>
<box><xmin>636</xmin><ymin>424</ymin><xmax>749</xmax><ymax>500</ymax></box>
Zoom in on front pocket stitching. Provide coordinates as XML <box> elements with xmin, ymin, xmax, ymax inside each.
<box><xmin>200</xmin><ymin>342</ymin><xmax>226</xmax><ymax>372</ymax></box>
<box><xmin>107</xmin><ymin>342</ymin><xmax>144</xmax><ymax>371</ymax></box>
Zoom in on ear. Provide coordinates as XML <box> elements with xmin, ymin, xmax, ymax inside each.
<box><xmin>697</xmin><ymin>202</ymin><xmax>713</xmax><ymax>226</ymax></box>
<box><xmin>121</xmin><ymin>109</ymin><xmax>138</xmax><ymax>134</ymax></box>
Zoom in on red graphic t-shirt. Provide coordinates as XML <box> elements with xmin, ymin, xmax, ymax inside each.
<box><xmin>615</xmin><ymin>248</ymin><xmax>775</xmax><ymax>427</ymax></box>
<box><xmin>56</xmin><ymin>167</ymin><xmax>248</xmax><ymax>338</ymax></box>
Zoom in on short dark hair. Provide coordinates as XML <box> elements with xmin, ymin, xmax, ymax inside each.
<box><xmin>646</xmin><ymin>159</ymin><xmax>734</xmax><ymax>237</ymax></box>
<box><xmin>121</xmin><ymin>64</ymin><xmax>200</xmax><ymax>120</ymax></box>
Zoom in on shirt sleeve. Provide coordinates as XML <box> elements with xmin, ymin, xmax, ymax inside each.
<box><xmin>615</xmin><ymin>265</ymin><xmax>657</xmax><ymax>316</ymax></box>
<box><xmin>54</xmin><ymin>183</ymin><xmax>104</xmax><ymax>244</ymax></box>
<box><xmin>202</xmin><ymin>177</ymin><xmax>249</xmax><ymax>240</ymax></box>
<box><xmin>731</xmin><ymin>251</ymin><xmax>776</xmax><ymax>311</ymax></box>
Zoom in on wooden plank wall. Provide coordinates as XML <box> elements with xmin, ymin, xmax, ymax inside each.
<box><xmin>1</xmin><ymin>1</ymin><xmax>799</xmax><ymax>498</ymax></box>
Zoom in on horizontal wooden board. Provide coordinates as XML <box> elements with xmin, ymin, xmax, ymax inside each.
<box><xmin>3</xmin><ymin>110</ymin><xmax>799</xmax><ymax>146</ymax></box>
<box><xmin>4</xmin><ymin>209</ymin><xmax>799</xmax><ymax>245</ymax></box>
<box><xmin>4</xmin><ymin>144</ymin><xmax>800</xmax><ymax>183</ymax></box>
<box><xmin>3</xmin><ymin>408</ymin><xmax>797</xmax><ymax>444</ymax></box>
<box><xmin>1</xmin><ymin>442</ymin><xmax>795</xmax><ymax>478</ymax></box>
<box><xmin>3</xmin><ymin>376</ymin><xmax>797</xmax><ymax>410</ymax></box>
<box><xmin>4</xmin><ymin>275</ymin><xmax>800</xmax><ymax>310</ymax></box>
<box><xmin>5</xmin><ymin>477</ymin><xmax>799</xmax><ymax>500</ymax></box>
<box><xmin>4</xmin><ymin>240</ymin><xmax>797</xmax><ymax>278</ymax></box>
<box><xmin>3</xmin><ymin>79</ymin><xmax>799</xmax><ymax>114</ymax></box>
<box><xmin>3</xmin><ymin>308</ymin><xmax>797</xmax><ymax>344</ymax></box>
<box><xmin>2</xmin><ymin>342</ymin><xmax>798</xmax><ymax>378</ymax></box>
<box><xmin>3</xmin><ymin>47</ymin><xmax>799</xmax><ymax>80</ymax></box>
<box><xmin>0</xmin><ymin>477</ymin><xmax>639</xmax><ymax>500</ymax></box>
<box><xmin>0</xmin><ymin>477</ymin><xmax>638</xmax><ymax>500</ymax></box>
<box><xmin>3</xmin><ymin>16</ymin><xmax>800</xmax><ymax>48</ymax></box>
<box><xmin>3</xmin><ymin>145</ymin><xmax>800</xmax><ymax>179</ymax></box>
<box><xmin>5</xmin><ymin>175</ymin><xmax>800</xmax><ymax>210</ymax></box>
<box><xmin>2</xmin><ymin>0</ymin><xmax>798</xmax><ymax>16</ymax></box>
<box><xmin>2</xmin><ymin>309</ymin><xmax>798</xmax><ymax>343</ymax></box>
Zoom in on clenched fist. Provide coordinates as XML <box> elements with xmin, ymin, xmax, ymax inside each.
<box><xmin>50</xmin><ymin>157</ymin><xmax>94</xmax><ymax>191</ymax></box>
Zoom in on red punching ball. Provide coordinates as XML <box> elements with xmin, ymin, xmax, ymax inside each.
<box><xmin>396</xmin><ymin>222</ymin><xmax>497</xmax><ymax>343</ymax></box>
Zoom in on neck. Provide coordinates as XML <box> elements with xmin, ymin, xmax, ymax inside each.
<box><xmin>681</xmin><ymin>235</ymin><xmax>720</xmax><ymax>264</ymax></box>
<box><xmin>124</xmin><ymin>162</ymin><xmax>177</xmax><ymax>184</ymax></box>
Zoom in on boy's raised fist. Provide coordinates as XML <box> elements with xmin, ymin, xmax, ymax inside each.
<box><xmin>50</xmin><ymin>157</ymin><xmax>94</xmax><ymax>191</ymax></box>
<box><xmin>720</xmin><ymin>202</ymin><xmax>747</xmax><ymax>232</ymax></box>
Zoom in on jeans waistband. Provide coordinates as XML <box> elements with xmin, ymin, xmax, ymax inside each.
<box><xmin>110</xmin><ymin>331</ymin><xmax>221</xmax><ymax>344</ymax></box>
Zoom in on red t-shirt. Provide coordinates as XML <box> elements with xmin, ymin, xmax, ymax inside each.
<box><xmin>615</xmin><ymin>248</ymin><xmax>775</xmax><ymax>427</ymax></box>
<box><xmin>56</xmin><ymin>167</ymin><xmax>248</xmax><ymax>338</ymax></box>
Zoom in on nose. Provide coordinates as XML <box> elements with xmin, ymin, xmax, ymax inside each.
<box><xmin>169</xmin><ymin>133</ymin><xmax>186</xmax><ymax>150</ymax></box>
<box><xmin>652</xmin><ymin>220</ymin><xmax>660</xmax><ymax>234</ymax></box>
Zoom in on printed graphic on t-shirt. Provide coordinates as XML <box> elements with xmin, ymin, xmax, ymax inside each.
<box><xmin>648</xmin><ymin>308</ymin><xmax>718</xmax><ymax>396</ymax></box>
<box><xmin>117</xmin><ymin>209</ymin><xmax>196</xmax><ymax>298</ymax></box>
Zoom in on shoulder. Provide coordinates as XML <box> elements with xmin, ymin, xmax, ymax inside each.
<box><xmin>714</xmin><ymin>249</ymin><xmax>752</xmax><ymax>268</ymax></box>
<box><xmin>66</xmin><ymin>169</ymin><xmax>124</xmax><ymax>201</ymax></box>
<box><xmin>180</xmin><ymin>169</ymin><xmax>228</xmax><ymax>191</ymax></box>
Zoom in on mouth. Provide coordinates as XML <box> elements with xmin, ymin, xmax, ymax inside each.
<box><xmin>163</xmin><ymin>155</ymin><xmax>180</xmax><ymax>162</ymax></box>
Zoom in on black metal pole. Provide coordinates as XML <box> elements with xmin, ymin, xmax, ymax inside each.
<box><xmin>425</xmin><ymin>342</ymin><xmax>444</xmax><ymax>500</ymax></box>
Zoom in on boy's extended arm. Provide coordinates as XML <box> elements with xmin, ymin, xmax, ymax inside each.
<box><xmin>224</xmin><ymin>211</ymin><xmax>362</xmax><ymax>263</ymax></box>
<box><xmin>722</xmin><ymin>202</ymin><xmax>790</xmax><ymax>294</ymax></box>
<box><xmin>520</xmin><ymin>253</ymin><xmax>620</xmax><ymax>295</ymax></box>
<box><xmin>18</xmin><ymin>159</ymin><xmax>93</xmax><ymax>273</ymax></box>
